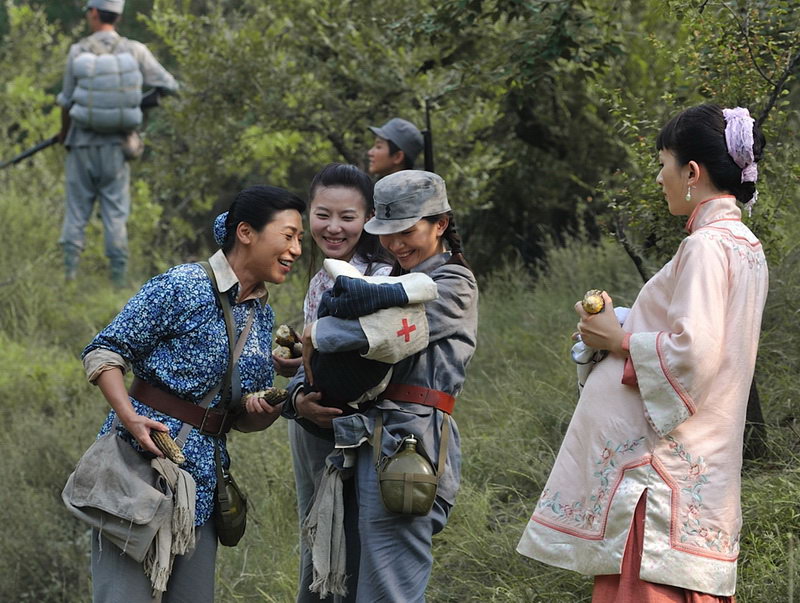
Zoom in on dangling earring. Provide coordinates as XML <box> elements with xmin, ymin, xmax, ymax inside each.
<box><xmin>685</xmin><ymin>186</ymin><xmax>692</xmax><ymax>202</ymax></box>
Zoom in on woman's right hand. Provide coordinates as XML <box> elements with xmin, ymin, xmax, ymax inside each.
<box><xmin>272</xmin><ymin>353</ymin><xmax>302</xmax><ymax>377</ymax></box>
<box><xmin>574</xmin><ymin>291</ymin><xmax>627</xmax><ymax>356</ymax></box>
<box><xmin>295</xmin><ymin>389</ymin><xmax>342</xmax><ymax>429</ymax></box>
<box><xmin>95</xmin><ymin>368</ymin><xmax>168</xmax><ymax>458</ymax></box>
<box><xmin>118</xmin><ymin>411</ymin><xmax>169</xmax><ymax>458</ymax></box>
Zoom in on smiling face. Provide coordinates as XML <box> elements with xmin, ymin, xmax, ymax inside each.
<box><xmin>657</xmin><ymin>149</ymin><xmax>694</xmax><ymax>216</ymax></box>
<box><xmin>247</xmin><ymin>209</ymin><xmax>304</xmax><ymax>283</ymax></box>
<box><xmin>378</xmin><ymin>216</ymin><xmax>448</xmax><ymax>271</ymax></box>
<box><xmin>309</xmin><ymin>186</ymin><xmax>370</xmax><ymax>261</ymax></box>
<box><xmin>367</xmin><ymin>137</ymin><xmax>404</xmax><ymax>178</ymax></box>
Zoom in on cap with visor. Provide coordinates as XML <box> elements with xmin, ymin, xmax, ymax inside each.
<box><xmin>365</xmin><ymin>170</ymin><xmax>451</xmax><ymax>235</ymax></box>
<box><xmin>368</xmin><ymin>118</ymin><xmax>424</xmax><ymax>165</ymax></box>
<box><xmin>84</xmin><ymin>0</ymin><xmax>125</xmax><ymax>13</ymax></box>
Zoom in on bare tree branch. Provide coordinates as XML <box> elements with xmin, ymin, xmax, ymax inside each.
<box><xmin>719</xmin><ymin>1</ymin><xmax>776</xmax><ymax>87</ymax></box>
<box><xmin>326</xmin><ymin>131</ymin><xmax>360</xmax><ymax>166</ymax></box>
<box><xmin>614</xmin><ymin>215</ymin><xmax>652</xmax><ymax>284</ymax></box>
<box><xmin>757</xmin><ymin>46</ymin><xmax>800</xmax><ymax>127</ymax></box>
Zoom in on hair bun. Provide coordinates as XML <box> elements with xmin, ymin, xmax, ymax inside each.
<box><xmin>213</xmin><ymin>212</ymin><xmax>228</xmax><ymax>247</ymax></box>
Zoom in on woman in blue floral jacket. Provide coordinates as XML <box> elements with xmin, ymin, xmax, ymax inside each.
<box><xmin>81</xmin><ymin>185</ymin><xmax>304</xmax><ymax>602</ymax></box>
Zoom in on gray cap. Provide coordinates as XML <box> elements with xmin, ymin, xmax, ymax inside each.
<box><xmin>84</xmin><ymin>0</ymin><xmax>125</xmax><ymax>13</ymax></box>
<box><xmin>368</xmin><ymin>118</ymin><xmax>424</xmax><ymax>164</ymax></box>
<box><xmin>365</xmin><ymin>170</ymin><xmax>451</xmax><ymax>235</ymax></box>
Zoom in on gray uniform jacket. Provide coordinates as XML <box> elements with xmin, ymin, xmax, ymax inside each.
<box><xmin>57</xmin><ymin>30</ymin><xmax>178</xmax><ymax>148</ymax></box>
<box><xmin>287</xmin><ymin>252</ymin><xmax>479</xmax><ymax>505</ymax></box>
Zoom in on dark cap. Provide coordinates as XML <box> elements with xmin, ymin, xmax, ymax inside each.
<box><xmin>364</xmin><ymin>170</ymin><xmax>451</xmax><ymax>235</ymax></box>
<box><xmin>368</xmin><ymin>118</ymin><xmax>424</xmax><ymax>164</ymax></box>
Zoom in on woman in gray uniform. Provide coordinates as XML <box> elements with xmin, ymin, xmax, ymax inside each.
<box><xmin>280</xmin><ymin>170</ymin><xmax>478</xmax><ymax>602</ymax></box>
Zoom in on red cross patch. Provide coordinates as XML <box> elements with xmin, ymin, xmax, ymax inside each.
<box><xmin>396</xmin><ymin>318</ymin><xmax>416</xmax><ymax>342</ymax></box>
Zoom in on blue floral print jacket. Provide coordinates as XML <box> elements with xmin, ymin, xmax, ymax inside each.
<box><xmin>82</xmin><ymin>251</ymin><xmax>275</xmax><ymax>525</ymax></box>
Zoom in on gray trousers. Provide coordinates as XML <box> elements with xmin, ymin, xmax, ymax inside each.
<box><xmin>91</xmin><ymin>521</ymin><xmax>217</xmax><ymax>603</ymax></box>
<box><xmin>289</xmin><ymin>421</ymin><xmax>360</xmax><ymax>603</ymax></box>
<box><xmin>289</xmin><ymin>421</ymin><xmax>450</xmax><ymax>603</ymax></box>
<box><xmin>61</xmin><ymin>144</ymin><xmax>130</xmax><ymax>264</ymax></box>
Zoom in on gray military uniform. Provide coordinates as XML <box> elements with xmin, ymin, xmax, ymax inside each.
<box><xmin>57</xmin><ymin>30</ymin><xmax>177</xmax><ymax>283</ymax></box>
<box><xmin>288</xmin><ymin>253</ymin><xmax>479</xmax><ymax>602</ymax></box>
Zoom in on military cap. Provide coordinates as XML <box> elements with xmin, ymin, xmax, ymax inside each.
<box><xmin>84</xmin><ymin>0</ymin><xmax>125</xmax><ymax>14</ymax></box>
<box><xmin>365</xmin><ymin>170</ymin><xmax>451</xmax><ymax>235</ymax></box>
<box><xmin>368</xmin><ymin>118</ymin><xmax>424</xmax><ymax>165</ymax></box>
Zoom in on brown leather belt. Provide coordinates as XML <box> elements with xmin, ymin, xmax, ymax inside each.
<box><xmin>382</xmin><ymin>383</ymin><xmax>456</xmax><ymax>414</ymax></box>
<box><xmin>129</xmin><ymin>376</ymin><xmax>235</xmax><ymax>436</ymax></box>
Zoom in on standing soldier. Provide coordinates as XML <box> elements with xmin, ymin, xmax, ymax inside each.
<box><xmin>56</xmin><ymin>0</ymin><xmax>178</xmax><ymax>287</ymax></box>
<box><xmin>366</xmin><ymin>117</ymin><xmax>424</xmax><ymax>179</ymax></box>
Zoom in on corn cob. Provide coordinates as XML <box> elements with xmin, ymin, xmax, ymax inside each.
<box><xmin>275</xmin><ymin>324</ymin><xmax>301</xmax><ymax>348</ymax></box>
<box><xmin>151</xmin><ymin>430</ymin><xmax>186</xmax><ymax>465</ymax></box>
<box><xmin>246</xmin><ymin>387</ymin><xmax>289</xmax><ymax>406</ymax></box>
<box><xmin>274</xmin><ymin>324</ymin><xmax>303</xmax><ymax>358</ymax></box>
<box><xmin>273</xmin><ymin>345</ymin><xmax>292</xmax><ymax>359</ymax></box>
<box><xmin>582</xmin><ymin>289</ymin><xmax>605</xmax><ymax>314</ymax></box>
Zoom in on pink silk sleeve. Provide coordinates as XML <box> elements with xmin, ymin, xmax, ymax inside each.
<box><xmin>628</xmin><ymin>235</ymin><xmax>729</xmax><ymax>436</ymax></box>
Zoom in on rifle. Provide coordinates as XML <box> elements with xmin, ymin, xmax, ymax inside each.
<box><xmin>0</xmin><ymin>135</ymin><xmax>59</xmax><ymax>170</ymax></box>
<box><xmin>423</xmin><ymin>98</ymin><xmax>435</xmax><ymax>173</ymax></box>
<box><xmin>140</xmin><ymin>87</ymin><xmax>162</xmax><ymax>109</ymax></box>
<box><xmin>0</xmin><ymin>87</ymin><xmax>165</xmax><ymax>170</ymax></box>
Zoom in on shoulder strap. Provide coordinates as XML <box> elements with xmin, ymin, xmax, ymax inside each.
<box><xmin>175</xmin><ymin>308</ymin><xmax>253</xmax><ymax>448</ymax></box>
<box><xmin>200</xmin><ymin>261</ymin><xmax>236</xmax><ymax>405</ymax></box>
<box><xmin>198</xmin><ymin>260</ymin><xmax>255</xmax><ymax>415</ymax></box>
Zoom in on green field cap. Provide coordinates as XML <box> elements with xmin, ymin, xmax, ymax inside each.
<box><xmin>365</xmin><ymin>170</ymin><xmax>451</xmax><ymax>235</ymax></box>
<box><xmin>84</xmin><ymin>0</ymin><xmax>125</xmax><ymax>13</ymax></box>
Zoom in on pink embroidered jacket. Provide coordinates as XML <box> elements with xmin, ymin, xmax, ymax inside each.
<box><xmin>517</xmin><ymin>196</ymin><xmax>768</xmax><ymax>596</ymax></box>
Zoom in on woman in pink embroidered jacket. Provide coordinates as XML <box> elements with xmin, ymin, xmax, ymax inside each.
<box><xmin>517</xmin><ymin>104</ymin><xmax>768</xmax><ymax>601</ymax></box>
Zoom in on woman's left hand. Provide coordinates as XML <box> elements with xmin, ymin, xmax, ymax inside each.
<box><xmin>237</xmin><ymin>394</ymin><xmax>284</xmax><ymax>432</ymax></box>
<box><xmin>272</xmin><ymin>353</ymin><xmax>302</xmax><ymax>378</ymax></box>
<box><xmin>574</xmin><ymin>291</ymin><xmax>627</xmax><ymax>356</ymax></box>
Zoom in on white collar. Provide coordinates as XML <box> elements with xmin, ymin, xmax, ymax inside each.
<box><xmin>208</xmin><ymin>249</ymin><xmax>268</xmax><ymax>303</ymax></box>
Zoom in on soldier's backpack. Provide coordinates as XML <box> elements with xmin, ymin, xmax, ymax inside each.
<box><xmin>69</xmin><ymin>36</ymin><xmax>143</xmax><ymax>133</ymax></box>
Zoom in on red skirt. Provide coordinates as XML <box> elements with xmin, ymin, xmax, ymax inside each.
<box><xmin>592</xmin><ymin>492</ymin><xmax>736</xmax><ymax>603</ymax></box>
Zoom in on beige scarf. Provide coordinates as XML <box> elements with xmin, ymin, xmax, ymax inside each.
<box><xmin>302</xmin><ymin>449</ymin><xmax>356</xmax><ymax>598</ymax></box>
<box><xmin>144</xmin><ymin>458</ymin><xmax>196</xmax><ymax>595</ymax></box>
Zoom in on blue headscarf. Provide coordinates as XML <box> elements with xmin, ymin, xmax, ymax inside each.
<box><xmin>213</xmin><ymin>212</ymin><xmax>228</xmax><ymax>247</ymax></box>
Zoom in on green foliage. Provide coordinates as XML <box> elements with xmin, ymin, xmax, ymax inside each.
<box><xmin>592</xmin><ymin>0</ymin><xmax>800</xmax><ymax>269</ymax></box>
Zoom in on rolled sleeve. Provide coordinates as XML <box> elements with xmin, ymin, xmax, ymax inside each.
<box><xmin>83</xmin><ymin>348</ymin><xmax>129</xmax><ymax>384</ymax></box>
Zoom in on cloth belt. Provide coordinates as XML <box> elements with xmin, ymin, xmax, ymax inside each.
<box><xmin>381</xmin><ymin>383</ymin><xmax>456</xmax><ymax>414</ymax></box>
<box><xmin>129</xmin><ymin>376</ymin><xmax>236</xmax><ymax>436</ymax></box>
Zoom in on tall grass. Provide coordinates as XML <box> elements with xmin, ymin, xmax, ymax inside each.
<box><xmin>1</xmin><ymin>234</ymin><xmax>799</xmax><ymax>601</ymax></box>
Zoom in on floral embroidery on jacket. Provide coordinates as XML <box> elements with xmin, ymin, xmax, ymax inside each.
<box><xmin>536</xmin><ymin>437</ymin><xmax>646</xmax><ymax>530</ymax></box>
<box><xmin>695</xmin><ymin>226</ymin><xmax>765</xmax><ymax>271</ymax></box>
<box><xmin>667</xmin><ymin>436</ymin><xmax>739</xmax><ymax>555</ymax></box>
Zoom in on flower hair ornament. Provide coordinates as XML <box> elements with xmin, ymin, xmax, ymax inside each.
<box><xmin>722</xmin><ymin>107</ymin><xmax>758</xmax><ymax>216</ymax></box>
<box><xmin>213</xmin><ymin>211</ymin><xmax>228</xmax><ymax>247</ymax></box>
